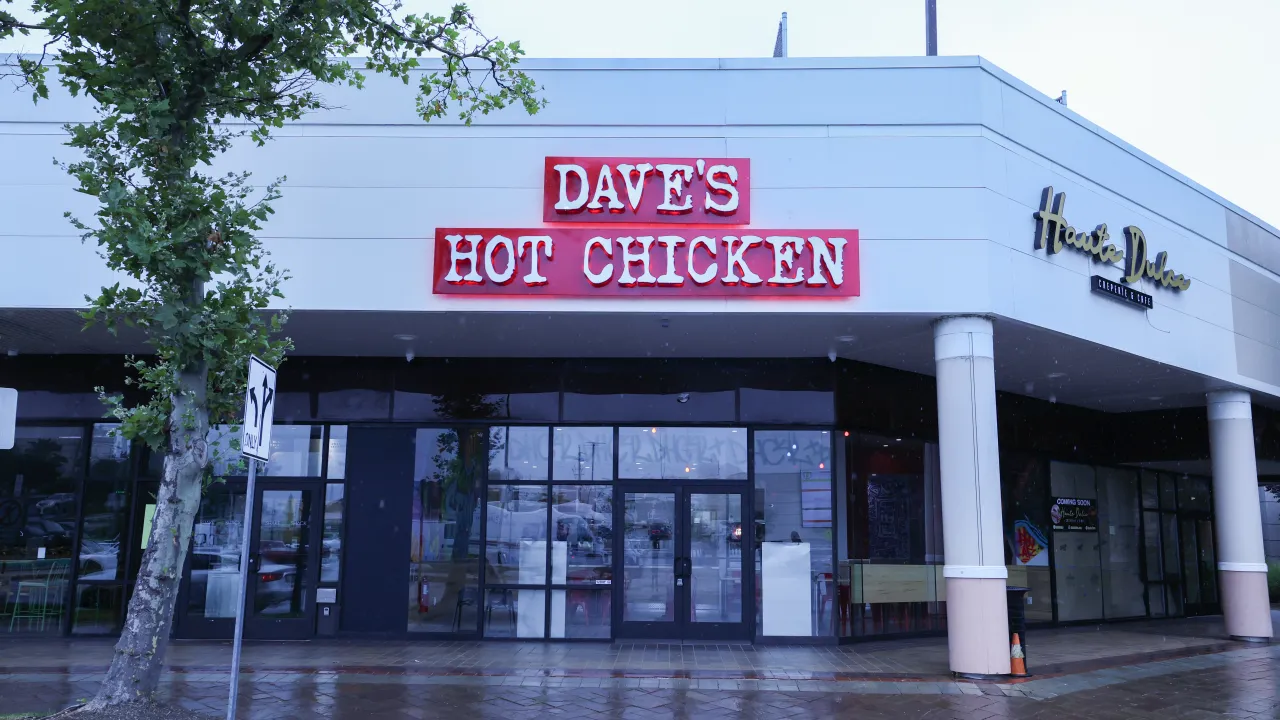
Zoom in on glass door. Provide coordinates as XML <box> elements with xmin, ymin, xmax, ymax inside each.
<box><xmin>245</xmin><ymin>485</ymin><xmax>320</xmax><ymax>639</ymax></box>
<box><xmin>615</xmin><ymin>484</ymin><xmax>751</xmax><ymax>641</ymax></box>
<box><xmin>1181</xmin><ymin>515</ymin><xmax>1219</xmax><ymax>616</ymax></box>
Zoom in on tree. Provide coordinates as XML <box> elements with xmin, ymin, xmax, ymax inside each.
<box><xmin>1</xmin><ymin>0</ymin><xmax>542</xmax><ymax>710</ymax></box>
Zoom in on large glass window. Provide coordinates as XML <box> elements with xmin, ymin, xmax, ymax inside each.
<box><xmin>489</xmin><ymin>427</ymin><xmax>549</xmax><ymax>481</ymax></box>
<box><xmin>208</xmin><ymin>425</ymin><xmax>323</xmax><ymax>477</ymax></box>
<box><xmin>619</xmin><ymin>427</ymin><xmax>747</xmax><ymax>480</ymax></box>
<box><xmin>0</xmin><ymin>427</ymin><xmax>84</xmax><ymax>634</ymax></box>
<box><xmin>79</xmin><ymin>424</ymin><xmax>130</xmax><ymax>582</ymax></box>
<box><xmin>1001</xmin><ymin>453</ymin><xmax>1053</xmax><ymax>623</ymax></box>
<box><xmin>553</xmin><ymin>427</ymin><xmax>614</xmax><ymax>482</ymax></box>
<box><xmin>1050</xmin><ymin>462</ymin><xmax>1104</xmax><ymax>622</ymax></box>
<box><xmin>326</xmin><ymin>426</ymin><xmax>347</xmax><ymax>480</ymax></box>
<box><xmin>841</xmin><ymin>434</ymin><xmax>945</xmax><ymax>637</ymax></box>
<box><xmin>555</xmin><ymin>485</ymin><xmax>613</xmax><ymax>587</ymax></box>
<box><xmin>408</xmin><ymin>428</ymin><xmax>484</xmax><ymax>634</ymax></box>
<box><xmin>320</xmin><ymin>484</ymin><xmax>344</xmax><ymax>584</ymax></box>
<box><xmin>187</xmin><ymin>486</ymin><xmax>246</xmax><ymax>620</ymax></box>
<box><xmin>73</xmin><ymin>424</ymin><xmax>132</xmax><ymax>635</ymax></box>
<box><xmin>1096</xmin><ymin>468</ymin><xmax>1145</xmax><ymax>618</ymax></box>
<box><xmin>753</xmin><ymin>430</ymin><xmax>832</xmax><ymax>637</ymax></box>
<box><xmin>485</xmin><ymin>484</ymin><xmax>548</xmax><ymax>585</ymax></box>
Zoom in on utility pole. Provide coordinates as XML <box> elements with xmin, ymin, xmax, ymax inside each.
<box><xmin>773</xmin><ymin>12</ymin><xmax>788</xmax><ymax>58</ymax></box>
<box><xmin>925</xmin><ymin>0</ymin><xmax>938</xmax><ymax>56</ymax></box>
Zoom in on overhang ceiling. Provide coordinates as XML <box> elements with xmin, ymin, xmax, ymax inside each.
<box><xmin>0</xmin><ymin>308</ymin><xmax>1265</xmax><ymax>414</ymax></box>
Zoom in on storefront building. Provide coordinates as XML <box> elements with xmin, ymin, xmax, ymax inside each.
<box><xmin>2</xmin><ymin>56</ymin><xmax>1279</xmax><ymax>676</ymax></box>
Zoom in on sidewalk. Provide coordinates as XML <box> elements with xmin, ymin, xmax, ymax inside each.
<box><xmin>2</xmin><ymin>614</ymin><xmax>1276</xmax><ymax>718</ymax></box>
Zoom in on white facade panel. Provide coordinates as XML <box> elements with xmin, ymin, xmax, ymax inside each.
<box><xmin>994</xmin><ymin>81</ymin><xmax>1230</xmax><ymax>248</ymax></box>
<box><xmin>2</xmin><ymin>56</ymin><xmax>1278</xmax><ymax>405</ymax></box>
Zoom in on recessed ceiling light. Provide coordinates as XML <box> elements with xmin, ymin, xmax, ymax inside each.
<box><xmin>393</xmin><ymin>334</ymin><xmax>417</xmax><ymax>342</ymax></box>
<box><xmin>1047</xmin><ymin>372</ymin><xmax>1067</xmax><ymax>379</ymax></box>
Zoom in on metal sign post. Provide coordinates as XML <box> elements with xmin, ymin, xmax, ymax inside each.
<box><xmin>0</xmin><ymin>388</ymin><xmax>17</xmax><ymax>450</ymax></box>
<box><xmin>227</xmin><ymin>357</ymin><xmax>276</xmax><ymax>720</ymax></box>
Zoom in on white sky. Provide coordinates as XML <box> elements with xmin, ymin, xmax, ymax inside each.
<box><xmin>5</xmin><ymin>0</ymin><xmax>1277</xmax><ymax>228</ymax></box>
<box><xmin>446</xmin><ymin>0</ymin><xmax>1279</xmax><ymax>228</ymax></box>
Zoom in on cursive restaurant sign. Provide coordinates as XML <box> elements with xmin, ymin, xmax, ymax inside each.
<box><xmin>432</xmin><ymin>157</ymin><xmax>859</xmax><ymax>298</ymax></box>
<box><xmin>1033</xmin><ymin>186</ymin><xmax>1191</xmax><ymax>292</ymax></box>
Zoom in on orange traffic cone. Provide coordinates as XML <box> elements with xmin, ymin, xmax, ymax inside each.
<box><xmin>1009</xmin><ymin>633</ymin><xmax>1027</xmax><ymax>676</ymax></box>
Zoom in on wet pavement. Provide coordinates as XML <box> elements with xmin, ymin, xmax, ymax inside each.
<box><xmin>2</xmin><ymin>616</ymin><xmax>1278</xmax><ymax>718</ymax></box>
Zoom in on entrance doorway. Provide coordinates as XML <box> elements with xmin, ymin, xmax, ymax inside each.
<box><xmin>615</xmin><ymin>484</ymin><xmax>752</xmax><ymax>641</ymax></box>
<box><xmin>177</xmin><ymin>482</ymin><xmax>323</xmax><ymax>640</ymax></box>
<box><xmin>245</xmin><ymin>485</ymin><xmax>320</xmax><ymax>639</ymax></box>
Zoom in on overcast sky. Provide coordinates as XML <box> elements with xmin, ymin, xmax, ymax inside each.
<box><xmin>442</xmin><ymin>0</ymin><xmax>1279</xmax><ymax>229</ymax></box>
<box><xmin>5</xmin><ymin>1</ymin><xmax>1277</xmax><ymax>228</ymax></box>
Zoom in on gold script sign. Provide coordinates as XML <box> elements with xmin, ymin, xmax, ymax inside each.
<box><xmin>1033</xmin><ymin>187</ymin><xmax>1191</xmax><ymax>291</ymax></box>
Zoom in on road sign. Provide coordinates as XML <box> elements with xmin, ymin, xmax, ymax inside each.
<box><xmin>0</xmin><ymin>388</ymin><xmax>16</xmax><ymax>451</ymax></box>
<box><xmin>240</xmin><ymin>356</ymin><xmax>277</xmax><ymax>462</ymax></box>
<box><xmin>229</xmin><ymin>356</ymin><xmax>276</xmax><ymax>720</ymax></box>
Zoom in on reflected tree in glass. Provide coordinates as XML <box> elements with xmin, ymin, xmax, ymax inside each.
<box><xmin>411</xmin><ymin>394</ymin><xmax>503</xmax><ymax>631</ymax></box>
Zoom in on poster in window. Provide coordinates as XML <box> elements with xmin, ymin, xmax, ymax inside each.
<box><xmin>1050</xmin><ymin>497</ymin><xmax>1098</xmax><ymax>532</ymax></box>
<box><xmin>1012</xmin><ymin>519</ymin><xmax>1049</xmax><ymax>566</ymax></box>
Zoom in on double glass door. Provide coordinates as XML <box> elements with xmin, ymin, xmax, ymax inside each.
<box><xmin>615</xmin><ymin>485</ymin><xmax>752</xmax><ymax>641</ymax></box>
<box><xmin>179</xmin><ymin>482</ymin><xmax>321</xmax><ymax>640</ymax></box>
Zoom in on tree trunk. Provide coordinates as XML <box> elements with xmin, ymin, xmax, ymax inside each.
<box><xmin>83</xmin><ymin>361</ymin><xmax>209</xmax><ymax>709</ymax></box>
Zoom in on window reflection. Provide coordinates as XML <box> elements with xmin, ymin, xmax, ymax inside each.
<box><xmin>488</xmin><ymin>427</ymin><xmax>549</xmax><ymax>481</ymax></box>
<box><xmin>79</xmin><ymin>424</ymin><xmax>130</xmax><ymax>582</ymax></box>
<box><xmin>326</xmin><ymin>426</ymin><xmax>347</xmax><ymax>480</ymax></box>
<box><xmin>409</xmin><ymin>428</ymin><xmax>484</xmax><ymax>633</ymax></box>
<box><xmin>754</xmin><ymin>430</ymin><xmax>832</xmax><ymax>637</ymax></box>
<box><xmin>208</xmin><ymin>425</ymin><xmax>323</xmax><ymax>477</ymax></box>
<box><xmin>253</xmin><ymin>490</ymin><xmax>309</xmax><ymax>617</ymax></box>
<box><xmin>321</xmin><ymin>484</ymin><xmax>344</xmax><ymax>584</ymax></box>
<box><xmin>187</xmin><ymin>488</ymin><xmax>246</xmax><ymax>619</ymax></box>
<box><xmin>554</xmin><ymin>485</ymin><xmax>613</xmax><ymax>586</ymax></box>
<box><xmin>553</xmin><ymin>427</ymin><xmax>614</xmax><ymax>482</ymax></box>
<box><xmin>0</xmin><ymin>427</ymin><xmax>83</xmax><ymax>635</ymax></box>
<box><xmin>618</xmin><ymin>427</ymin><xmax>747</xmax><ymax>480</ymax></box>
<box><xmin>485</xmin><ymin>485</ymin><xmax>548</xmax><ymax>585</ymax></box>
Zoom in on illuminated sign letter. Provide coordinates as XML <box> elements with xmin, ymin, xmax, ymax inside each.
<box><xmin>587</xmin><ymin>165</ymin><xmax>624</xmax><ymax>213</ymax></box>
<box><xmin>615</xmin><ymin>163</ymin><xmax>654</xmax><ymax>212</ymax></box>
<box><xmin>806</xmin><ymin>237</ymin><xmax>846</xmax><ymax>286</ymax></box>
<box><xmin>518</xmin><ymin>235</ymin><xmax>553</xmax><ymax>285</ymax></box>
<box><xmin>654</xmin><ymin>164</ymin><xmax>695</xmax><ymax>214</ymax></box>
<box><xmin>655</xmin><ymin>235</ymin><xmax>687</xmax><ymax>286</ymax></box>
<box><xmin>443</xmin><ymin>234</ymin><xmax>484</xmax><ymax>284</ymax></box>
<box><xmin>688</xmin><ymin>236</ymin><xmax>718</xmax><ymax>285</ymax></box>
<box><xmin>766</xmin><ymin>236</ymin><xmax>805</xmax><ymax>285</ymax></box>
<box><xmin>583</xmin><ymin>237</ymin><xmax>614</xmax><ymax>286</ymax></box>
<box><xmin>721</xmin><ymin>235</ymin><xmax>763</xmax><ymax>285</ymax></box>
<box><xmin>704</xmin><ymin>164</ymin><xmax>740</xmax><ymax>216</ymax></box>
<box><xmin>553</xmin><ymin>164</ymin><xmax>589</xmax><ymax>213</ymax></box>
<box><xmin>616</xmin><ymin>236</ymin><xmax>657</xmax><ymax>286</ymax></box>
<box><xmin>484</xmin><ymin>235</ymin><xmax>516</xmax><ymax>284</ymax></box>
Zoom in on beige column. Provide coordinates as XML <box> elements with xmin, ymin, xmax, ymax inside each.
<box><xmin>1207</xmin><ymin>390</ymin><xmax>1274</xmax><ymax>641</ymax></box>
<box><xmin>934</xmin><ymin>316</ymin><xmax>1011</xmax><ymax>677</ymax></box>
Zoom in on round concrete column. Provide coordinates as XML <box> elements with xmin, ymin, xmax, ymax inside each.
<box><xmin>933</xmin><ymin>316</ymin><xmax>1011</xmax><ymax>677</ymax></box>
<box><xmin>1207</xmin><ymin>390</ymin><xmax>1273</xmax><ymax>641</ymax></box>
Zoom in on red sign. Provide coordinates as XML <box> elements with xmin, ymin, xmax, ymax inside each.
<box><xmin>432</xmin><ymin>228</ymin><xmax>858</xmax><ymax>298</ymax></box>
<box><xmin>543</xmin><ymin>157</ymin><xmax>750</xmax><ymax>224</ymax></box>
